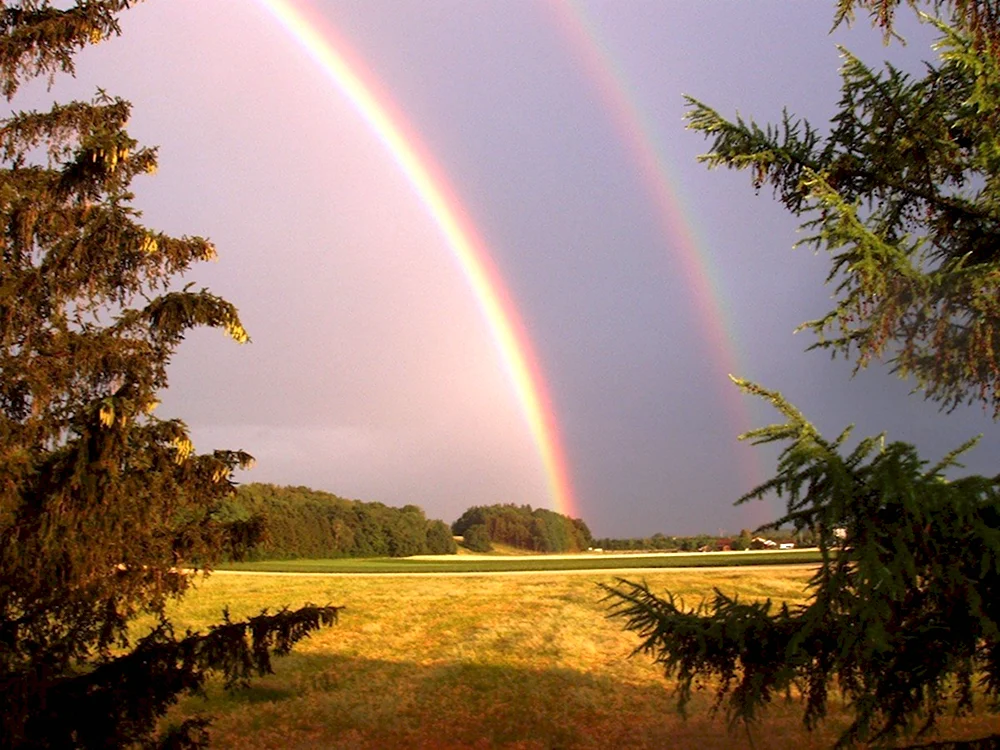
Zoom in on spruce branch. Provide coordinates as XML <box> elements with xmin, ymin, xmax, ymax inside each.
<box><xmin>606</xmin><ymin>382</ymin><xmax>1000</xmax><ymax>745</ymax></box>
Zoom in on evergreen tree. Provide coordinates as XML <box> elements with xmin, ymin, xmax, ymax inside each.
<box><xmin>0</xmin><ymin>3</ymin><xmax>340</xmax><ymax>746</ymax></box>
<box><xmin>835</xmin><ymin>0</ymin><xmax>1000</xmax><ymax>52</ymax></box>
<box><xmin>606</xmin><ymin>4</ymin><xmax>1000</xmax><ymax>746</ymax></box>
<box><xmin>686</xmin><ymin>8</ymin><xmax>1000</xmax><ymax>415</ymax></box>
<box><xmin>608</xmin><ymin>381</ymin><xmax>1000</xmax><ymax>747</ymax></box>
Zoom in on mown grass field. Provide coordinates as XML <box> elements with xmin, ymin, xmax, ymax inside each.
<box><xmin>157</xmin><ymin>564</ymin><xmax>998</xmax><ymax>749</ymax></box>
<box><xmin>216</xmin><ymin>548</ymin><xmax>822</xmax><ymax>575</ymax></box>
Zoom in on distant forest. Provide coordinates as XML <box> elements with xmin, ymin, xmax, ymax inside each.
<box><xmin>221</xmin><ymin>483</ymin><xmax>457</xmax><ymax>560</ymax></box>
<box><xmin>219</xmin><ymin>484</ymin><xmax>799</xmax><ymax>561</ymax></box>
<box><xmin>452</xmin><ymin>504</ymin><xmax>593</xmax><ymax>553</ymax></box>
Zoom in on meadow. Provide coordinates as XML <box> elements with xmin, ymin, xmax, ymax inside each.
<box><xmin>158</xmin><ymin>564</ymin><xmax>998</xmax><ymax>749</ymax></box>
<box><xmin>216</xmin><ymin>548</ymin><xmax>822</xmax><ymax>575</ymax></box>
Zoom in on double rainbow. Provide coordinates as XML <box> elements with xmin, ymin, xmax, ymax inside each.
<box><xmin>255</xmin><ymin>0</ymin><xmax>578</xmax><ymax>518</ymax></box>
<box><xmin>255</xmin><ymin>1</ymin><xmax>764</xmax><ymax>522</ymax></box>
<box><xmin>550</xmin><ymin>0</ymin><xmax>763</xmax><ymax>493</ymax></box>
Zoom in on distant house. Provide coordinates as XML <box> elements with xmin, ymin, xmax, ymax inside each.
<box><xmin>750</xmin><ymin>537</ymin><xmax>778</xmax><ymax>550</ymax></box>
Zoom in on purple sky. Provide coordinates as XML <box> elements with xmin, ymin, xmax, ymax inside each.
<box><xmin>19</xmin><ymin>1</ymin><xmax>998</xmax><ymax>537</ymax></box>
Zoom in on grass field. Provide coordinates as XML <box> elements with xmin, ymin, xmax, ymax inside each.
<box><xmin>216</xmin><ymin>548</ymin><xmax>822</xmax><ymax>575</ymax></box>
<box><xmin>156</xmin><ymin>564</ymin><xmax>998</xmax><ymax>749</ymax></box>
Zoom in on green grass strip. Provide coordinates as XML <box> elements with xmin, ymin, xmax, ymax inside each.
<box><xmin>216</xmin><ymin>549</ymin><xmax>822</xmax><ymax>575</ymax></box>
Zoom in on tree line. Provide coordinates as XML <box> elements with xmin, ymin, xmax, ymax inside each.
<box><xmin>452</xmin><ymin>504</ymin><xmax>593</xmax><ymax>553</ymax></box>
<box><xmin>223</xmin><ymin>483</ymin><xmax>457</xmax><ymax>559</ymax></box>
<box><xmin>592</xmin><ymin>527</ymin><xmax>809</xmax><ymax>552</ymax></box>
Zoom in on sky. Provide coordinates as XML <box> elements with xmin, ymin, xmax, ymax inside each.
<box><xmin>19</xmin><ymin>1</ymin><xmax>999</xmax><ymax>537</ymax></box>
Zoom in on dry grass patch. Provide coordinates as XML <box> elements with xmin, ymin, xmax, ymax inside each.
<box><xmin>154</xmin><ymin>569</ymin><xmax>995</xmax><ymax>748</ymax></box>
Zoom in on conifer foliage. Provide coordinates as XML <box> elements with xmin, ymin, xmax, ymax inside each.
<box><xmin>607</xmin><ymin>380</ymin><xmax>1000</xmax><ymax>746</ymax></box>
<box><xmin>606</xmin><ymin>3</ymin><xmax>1000</xmax><ymax>746</ymax></box>
<box><xmin>0</xmin><ymin>3</ymin><xmax>340</xmax><ymax>747</ymax></box>
<box><xmin>687</xmin><ymin>7</ymin><xmax>1000</xmax><ymax>415</ymax></box>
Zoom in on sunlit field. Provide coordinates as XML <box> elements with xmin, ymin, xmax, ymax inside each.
<box><xmin>150</xmin><ymin>564</ymin><xmax>1000</xmax><ymax>749</ymax></box>
<box><xmin>216</xmin><ymin>548</ymin><xmax>822</xmax><ymax>575</ymax></box>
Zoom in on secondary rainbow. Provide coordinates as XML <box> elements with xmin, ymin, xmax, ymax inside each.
<box><xmin>254</xmin><ymin>0</ymin><xmax>578</xmax><ymax>518</ymax></box>
<box><xmin>549</xmin><ymin>0</ymin><xmax>765</xmax><ymax>495</ymax></box>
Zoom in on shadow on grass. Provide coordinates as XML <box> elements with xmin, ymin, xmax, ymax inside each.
<box><xmin>169</xmin><ymin>651</ymin><xmax>1000</xmax><ymax>750</ymax></box>
<box><xmin>172</xmin><ymin>652</ymin><xmax>865</xmax><ymax>750</ymax></box>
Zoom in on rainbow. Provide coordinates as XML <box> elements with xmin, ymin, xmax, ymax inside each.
<box><xmin>548</xmin><ymin>0</ymin><xmax>765</xmax><ymax>496</ymax></box>
<box><xmin>253</xmin><ymin>0</ymin><xmax>578</xmax><ymax>518</ymax></box>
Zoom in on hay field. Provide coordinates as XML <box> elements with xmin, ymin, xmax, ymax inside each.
<box><xmin>157</xmin><ymin>567</ymin><xmax>996</xmax><ymax>749</ymax></box>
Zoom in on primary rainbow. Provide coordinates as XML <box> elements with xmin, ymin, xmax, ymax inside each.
<box><xmin>549</xmin><ymin>0</ymin><xmax>765</xmax><ymax>496</ymax></box>
<box><xmin>254</xmin><ymin>0</ymin><xmax>578</xmax><ymax>518</ymax></box>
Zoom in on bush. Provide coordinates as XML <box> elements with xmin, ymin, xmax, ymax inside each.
<box><xmin>462</xmin><ymin>524</ymin><xmax>493</xmax><ymax>553</ymax></box>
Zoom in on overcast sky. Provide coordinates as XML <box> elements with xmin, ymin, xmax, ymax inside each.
<box><xmin>21</xmin><ymin>1</ymin><xmax>999</xmax><ymax>537</ymax></box>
